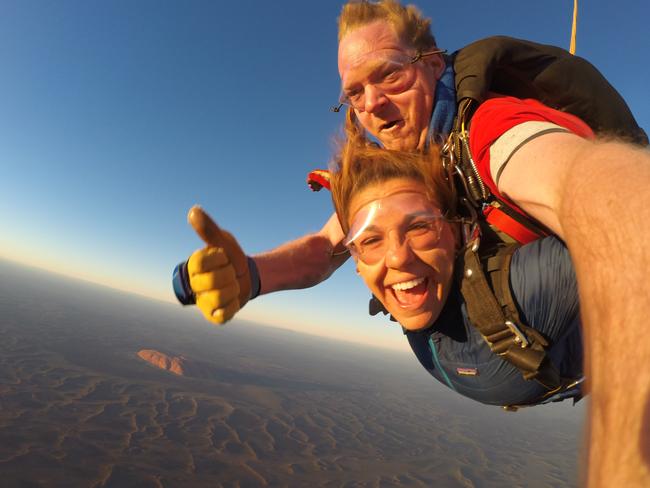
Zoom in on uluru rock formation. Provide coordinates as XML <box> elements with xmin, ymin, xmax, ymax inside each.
<box><xmin>137</xmin><ymin>349</ymin><xmax>217</xmax><ymax>379</ymax></box>
<box><xmin>137</xmin><ymin>349</ymin><xmax>187</xmax><ymax>376</ymax></box>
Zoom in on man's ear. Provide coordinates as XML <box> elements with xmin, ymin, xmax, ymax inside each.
<box><xmin>426</xmin><ymin>53</ymin><xmax>446</xmax><ymax>80</ymax></box>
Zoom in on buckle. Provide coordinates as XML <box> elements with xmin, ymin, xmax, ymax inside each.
<box><xmin>504</xmin><ymin>320</ymin><xmax>530</xmax><ymax>348</ymax></box>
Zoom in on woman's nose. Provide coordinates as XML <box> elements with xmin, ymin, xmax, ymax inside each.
<box><xmin>385</xmin><ymin>233</ymin><xmax>414</xmax><ymax>268</ymax></box>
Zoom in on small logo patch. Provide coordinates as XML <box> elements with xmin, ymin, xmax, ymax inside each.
<box><xmin>456</xmin><ymin>367</ymin><xmax>478</xmax><ymax>376</ymax></box>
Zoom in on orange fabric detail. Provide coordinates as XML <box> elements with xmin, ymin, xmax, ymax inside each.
<box><xmin>484</xmin><ymin>206</ymin><xmax>545</xmax><ymax>244</ymax></box>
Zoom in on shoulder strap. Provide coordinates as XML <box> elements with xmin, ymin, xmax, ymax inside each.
<box><xmin>457</xmin><ymin>224</ymin><xmax>563</xmax><ymax>390</ymax></box>
<box><xmin>444</xmin><ymin>36</ymin><xmax>648</xmax><ymax>242</ymax></box>
<box><xmin>444</xmin><ymin>100</ymin><xmax>555</xmax><ymax>244</ymax></box>
<box><xmin>452</xmin><ymin>36</ymin><xmax>648</xmax><ymax>145</ymax></box>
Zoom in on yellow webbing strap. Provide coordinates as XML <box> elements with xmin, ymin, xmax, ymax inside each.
<box><xmin>569</xmin><ymin>0</ymin><xmax>578</xmax><ymax>55</ymax></box>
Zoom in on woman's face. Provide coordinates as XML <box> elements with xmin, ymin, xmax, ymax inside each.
<box><xmin>346</xmin><ymin>178</ymin><xmax>457</xmax><ymax>331</ymax></box>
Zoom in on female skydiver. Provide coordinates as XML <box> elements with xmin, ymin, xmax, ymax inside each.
<box><xmin>329</xmin><ymin>140</ymin><xmax>584</xmax><ymax>409</ymax></box>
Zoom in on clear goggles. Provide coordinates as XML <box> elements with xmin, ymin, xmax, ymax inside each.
<box><xmin>337</xmin><ymin>49</ymin><xmax>445</xmax><ymax>112</ymax></box>
<box><xmin>344</xmin><ymin>191</ymin><xmax>446</xmax><ymax>265</ymax></box>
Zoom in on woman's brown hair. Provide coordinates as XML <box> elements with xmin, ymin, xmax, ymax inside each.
<box><xmin>330</xmin><ymin>137</ymin><xmax>456</xmax><ymax>235</ymax></box>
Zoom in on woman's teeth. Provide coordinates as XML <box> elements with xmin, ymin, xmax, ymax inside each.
<box><xmin>391</xmin><ymin>277</ymin><xmax>425</xmax><ymax>291</ymax></box>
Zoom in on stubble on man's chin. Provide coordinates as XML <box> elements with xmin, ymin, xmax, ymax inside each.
<box><xmin>378</xmin><ymin>128</ymin><xmax>428</xmax><ymax>152</ymax></box>
<box><xmin>380</xmin><ymin>134</ymin><xmax>420</xmax><ymax>152</ymax></box>
<box><xmin>377</xmin><ymin>132</ymin><xmax>418</xmax><ymax>152</ymax></box>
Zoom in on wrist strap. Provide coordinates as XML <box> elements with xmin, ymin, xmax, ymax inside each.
<box><xmin>247</xmin><ymin>256</ymin><xmax>262</xmax><ymax>300</ymax></box>
<box><xmin>172</xmin><ymin>260</ymin><xmax>196</xmax><ymax>305</ymax></box>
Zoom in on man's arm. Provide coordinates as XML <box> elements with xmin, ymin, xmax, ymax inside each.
<box><xmin>185</xmin><ymin>208</ymin><xmax>347</xmax><ymax>324</ymax></box>
<box><xmin>254</xmin><ymin>212</ymin><xmax>348</xmax><ymax>294</ymax></box>
<box><xmin>498</xmin><ymin>133</ymin><xmax>650</xmax><ymax>487</ymax></box>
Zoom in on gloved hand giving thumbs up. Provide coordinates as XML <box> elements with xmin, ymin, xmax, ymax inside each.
<box><xmin>172</xmin><ymin>205</ymin><xmax>261</xmax><ymax>324</ymax></box>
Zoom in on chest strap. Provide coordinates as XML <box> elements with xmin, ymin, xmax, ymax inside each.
<box><xmin>458</xmin><ymin>236</ymin><xmax>563</xmax><ymax>390</ymax></box>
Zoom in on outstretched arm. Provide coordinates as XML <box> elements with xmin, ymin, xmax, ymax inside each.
<box><xmin>184</xmin><ymin>208</ymin><xmax>347</xmax><ymax>324</ymax></box>
<box><xmin>254</xmin><ymin>212</ymin><xmax>348</xmax><ymax>294</ymax></box>
<box><xmin>498</xmin><ymin>133</ymin><xmax>650</xmax><ymax>488</ymax></box>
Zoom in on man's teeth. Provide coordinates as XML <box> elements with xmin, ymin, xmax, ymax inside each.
<box><xmin>383</xmin><ymin>120</ymin><xmax>397</xmax><ymax>130</ymax></box>
<box><xmin>391</xmin><ymin>277</ymin><xmax>425</xmax><ymax>291</ymax></box>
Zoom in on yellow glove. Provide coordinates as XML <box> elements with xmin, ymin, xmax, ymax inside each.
<box><xmin>186</xmin><ymin>206</ymin><xmax>252</xmax><ymax>324</ymax></box>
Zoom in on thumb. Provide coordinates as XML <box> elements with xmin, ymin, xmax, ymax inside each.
<box><xmin>187</xmin><ymin>205</ymin><xmax>252</xmax><ymax>305</ymax></box>
<box><xmin>188</xmin><ymin>205</ymin><xmax>228</xmax><ymax>248</ymax></box>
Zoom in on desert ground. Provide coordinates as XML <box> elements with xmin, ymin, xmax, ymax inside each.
<box><xmin>0</xmin><ymin>259</ymin><xmax>584</xmax><ymax>487</ymax></box>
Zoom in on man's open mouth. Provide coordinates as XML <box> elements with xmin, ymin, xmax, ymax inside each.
<box><xmin>381</xmin><ymin>120</ymin><xmax>402</xmax><ymax>131</ymax></box>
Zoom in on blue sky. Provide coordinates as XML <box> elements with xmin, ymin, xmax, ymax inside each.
<box><xmin>1</xmin><ymin>0</ymin><xmax>648</xmax><ymax>350</ymax></box>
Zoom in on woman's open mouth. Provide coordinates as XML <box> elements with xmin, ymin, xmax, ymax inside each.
<box><xmin>390</xmin><ymin>276</ymin><xmax>429</xmax><ymax>308</ymax></box>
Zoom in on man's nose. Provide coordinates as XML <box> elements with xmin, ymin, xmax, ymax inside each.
<box><xmin>363</xmin><ymin>84</ymin><xmax>388</xmax><ymax>113</ymax></box>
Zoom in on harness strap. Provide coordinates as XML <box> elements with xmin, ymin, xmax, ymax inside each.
<box><xmin>458</xmin><ymin>237</ymin><xmax>563</xmax><ymax>390</ymax></box>
<box><xmin>483</xmin><ymin>202</ymin><xmax>546</xmax><ymax>244</ymax></box>
<box><xmin>446</xmin><ymin>102</ymin><xmax>567</xmax><ymax>393</ymax></box>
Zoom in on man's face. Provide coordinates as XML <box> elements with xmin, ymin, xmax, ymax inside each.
<box><xmin>347</xmin><ymin>178</ymin><xmax>457</xmax><ymax>331</ymax></box>
<box><xmin>338</xmin><ymin>20</ymin><xmax>444</xmax><ymax>151</ymax></box>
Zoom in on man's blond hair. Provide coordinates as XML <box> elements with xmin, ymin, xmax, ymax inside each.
<box><xmin>338</xmin><ymin>0</ymin><xmax>437</xmax><ymax>52</ymax></box>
